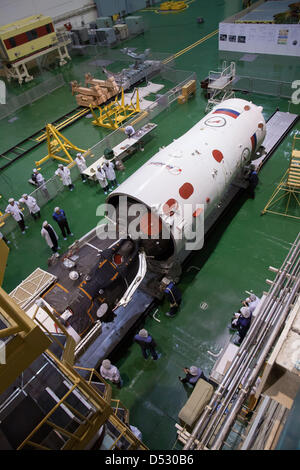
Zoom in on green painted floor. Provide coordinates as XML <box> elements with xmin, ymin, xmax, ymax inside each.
<box><xmin>0</xmin><ymin>0</ymin><xmax>299</xmax><ymax>450</ymax></box>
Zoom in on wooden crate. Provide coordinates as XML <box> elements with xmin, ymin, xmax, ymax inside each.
<box><xmin>177</xmin><ymin>94</ymin><xmax>187</xmax><ymax>104</ymax></box>
<box><xmin>182</xmin><ymin>79</ymin><xmax>196</xmax><ymax>97</ymax></box>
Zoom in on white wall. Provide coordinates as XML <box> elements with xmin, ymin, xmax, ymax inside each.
<box><xmin>219</xmin><ymin>22</ymin><xmax>300</xmax><ymax>57</ymax></box>
<box><xmin>0</xmin><ymin>0</ymin><xmax>98</xmax><ymax>29</ymax></box>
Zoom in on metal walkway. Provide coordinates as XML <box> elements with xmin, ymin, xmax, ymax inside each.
<box><xmin>252</xmin><ymin>110</ymin><xmax>299</xmax><ymax>170</ymax></box>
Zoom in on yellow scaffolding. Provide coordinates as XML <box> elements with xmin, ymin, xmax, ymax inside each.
<box><xmin>90</xmin><ymin>88</ymin><xmax>141</xmax><ymax>130</ymax></box>
<box><xmin>35</xmin><ymin>124</ymin><xmax>87</xmax><ymax>167</ymax></box>
<box><xmin>261</xmin><ymin>135</ymin><xmax>300</xmax><ymax>220</ymax></box>
<box><xmin>0</xmin><ymin>287</ymin><xmax>148</xmax><ymax>450</ymax></box>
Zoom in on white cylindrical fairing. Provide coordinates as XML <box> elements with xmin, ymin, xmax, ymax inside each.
<box><xmin>108</xmin><ymin>98</ymin><xmax>266</xmax><ymax>259</ymax></box>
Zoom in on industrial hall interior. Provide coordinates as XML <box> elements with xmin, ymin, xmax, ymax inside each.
<box><xmin>0</xmin><ymin>0</ymin><xmax>299</xmax><ymax>452</ymax></box>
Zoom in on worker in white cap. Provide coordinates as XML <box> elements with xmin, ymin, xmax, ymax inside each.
<box><xmin>234</xmin><ymin>307</ymin><xmax>252</xmax><ymax>345</ymax></box>
<box><xmin>52</xmin><ymin>207</ymin><xmax>73</xmax><ymax>240</ymax></box>
<box><xmin>55</xmin><ymin>164</ymin><xmax>74</xmax><ymax>191</ymax></box>
<box><xmin>103</xmin><ymin>159</ymin><xmax>118</xmax><ymax>190</ymax></box>
<box><xmin>242</xmin><ymin>293</ymin><xmax>260</xmax><ymax>314</ymax></box>
<box><xmin>124</xmin><ymin>125</ymin><xmax>135</xmax><ymax>138</ymax></box>
<box><xmin>41</xmin><ymin>221</ymin><xmax>59</xmax><ymax>256</ymax></box>
<box><xmin>100</xmin><ymin>359</ymin><xmax>122</xmax><ymax>388</ymax></box>
<box><xmin>134</xmin><ymin>328</ymin><xmax>159</xmax><ymax>360</ymax></box>
<box><xmin>75</xmin><ymin>153</ymin><xmax>87</xmax><ymax>183</ymax></box>
<box><xmin>5</xmin><ymin>198</ymin><xmax>27</xmax><ymax>234</ymax></box>
<box><xmin>179</xmin><ymin>365</ymin><xmax>208</xmax><ymax>386</ymax></box>
<box><xmin>95</xmin><ymin>164</ymin><xmax>109</xmax><ymax>195</ymax></box>
<box><xmin>32</xmin><ymin>168</ymin><xmax>49</xmax><ymax>199</ymax></box>
<box><xmin>19</xmin><ymin>194</ymin><xmax>41</xmax><ymax>220</ymax></box>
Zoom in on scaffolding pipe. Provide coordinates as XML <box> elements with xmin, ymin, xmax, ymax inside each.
<box><xmin>207</xmin><ymin>245</ymin><xmax>300</xmax><ymax>449</ymax></box>
<box><xmin>183</xmin><ymin>234</ymin><xmax>299</xmax><ymax>450</ymax></box>
<box><xmin>211</xmin><ymin>273</ymin><xmax>300</xmax><ymax>449</ymax></box>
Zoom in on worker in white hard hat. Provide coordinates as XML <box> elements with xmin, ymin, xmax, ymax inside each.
<box><xmin>124</xmin><ymin>125</ymin><xmax>135</xmax><ymax>138</ymax></box>
<box><xmin>134</xmin><ymin>328</ymin><xmax>159</xmax><ymax>360</ymax></box>
<box><xmin>5</xmin><ymin>198</ymin><xmax>27</xmax><ymax>234</ymax></box>
<box><xmin>100</xmin><ymin>359</ymin><xmax>122</xmax><ymax>388</ymax></box>
<box><xmin>41</xmin><ymin>221</ymin><xmax>59</xmax><ymax>256</ymax></box>
<box><xmin>75</xmin><ymin>153</ymin><xmax>87</xmax><ymax>183</ymax></box>
<box><xmin>235</xmin><ymin>307</ymin><xmax>252</xmax><ymax>345</ymax></box>
<box><xmin>55</xmin><ymin>164</ymin><xmax>74</xmax><ymax>191</ymax></box>
<box><xmin>242</xmin><ymin>293</ymin><xmax>260</xmax><ymax>314</ymax></box>
<box><xmin>19</xmin><ymin>194</ymin><xmax>41</xmax><ymax>220</ymax></box>
<box><xmin>32</xmin><ymin>168</ymin><xmax>49</xmax><ymax>199</ymax></box>
<box><xmin>95</xmin><ymin>164</ymin><xmax>109</xmax><ymax>195</ymax></box>
<box><xmin>103</xmin><ymin>159</ymin><xmax>118</xmax><ymax>189</ymax></box>
<box><xmin>179</xmin><ymin>365</ymin><xmax>208</xmax><ymax>386</ymax></box>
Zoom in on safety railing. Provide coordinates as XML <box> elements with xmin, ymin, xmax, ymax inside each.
<box><xmin>233</xmin><ymin>76</ymin><xmax>293</xmax><ymax>99</ymax></box>
<box><xmin>182</xmin><ymin>233</ymin><xmax>300</xmax><ymax>450</ymax></box>
<box><xmin>0</xmin><ymin>75</ymin><xmax>66</xmax><ymax>121</ymax></box>
<box><xmin>0</xmin><ymin>67</ymin><xmax>196</xmax><ymax>238</ymax></box>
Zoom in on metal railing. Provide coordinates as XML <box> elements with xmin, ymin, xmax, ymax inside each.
<box><xmin>182</xmin><ymin>233</ymin><xmax>300</xmax><ymax>450</ymax></box>
<box><xmin>0</xmin><ymin>74</ymin><xmax>66</xmax><ymax>121</ymax></box>
<box><xmin>0</xmin><ymin>67</ymin><xmax>196</xmax><ymax>237</ymax></box>
<box><xmin>233</xmin><ymin>76</ymin><xmax>293</xmax><ymax>99</ymax></box>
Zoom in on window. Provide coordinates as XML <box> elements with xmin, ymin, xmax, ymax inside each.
<box><xmin>26</xmin><ymin>29</ymin><xmax>38</xmax><ymax>41</ymax></box>
<box><xmin>9</xmin><ymin>37</ymin><xmax>16</xmax><ymax>48</ymax></box>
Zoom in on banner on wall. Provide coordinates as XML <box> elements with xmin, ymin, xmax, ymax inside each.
<box><xmin>219</xmin><ymin>23</ymin><xmax>300</xmax><ymax>57</ymax></box>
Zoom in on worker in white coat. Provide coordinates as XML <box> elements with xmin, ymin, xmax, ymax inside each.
<box><xmin>5</xmin><ymin>198</ymin><xmax>27</xmax><ymax>234</ymax></box>
<box><xmin>19</xmin><ymin>194</ymin><xmax>41</xmax><ymax>220</ymax></box>
<box><xmin>103</xmin><ymin>160</ymin><xmax>118</xmax><ymax>189</ymax></box>
<box><xmin>243</xmin><ymin>293</ymin><xmax>260</xmax><ymax>314</ymax></box>
<box><xmin>41</xmin><ymin>221</ymin><xmax>59</xmax><ymax>256</ymax></box>
<box><xmin>32</xmin><ymin>168</ymin><xmax>49</xmax><ymax>199</ymax></box>
<box><xmin>95</xmin><ymin>165</ymin><xmax>109</xmax><ymax>194</ymax></box>
<box><xmin>55</xmin><ymin>164</ymin><xmax>74</xmax><ymax>191</ymax></box>
<box><xmin>100</xmin><ymin>359</ymin><xmax>122</xmax><ymax>388</ymax></box>
<box><xmin>75</xmin><ymin>153</ymin><xmax>87</xmax><ymax>183</ymax></box>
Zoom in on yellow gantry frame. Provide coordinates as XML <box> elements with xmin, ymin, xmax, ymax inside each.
<box><xmin>0</xmin><ymin>287</ymin><xmax>148</xmax><ymax>450</ymax></box>
<box><xmin>90</xmin><ymin>88</ymin><xmax>141</xmax><ymax>130</ymax></box>
<box><xmin>35</xmin><ymin>124</ymin><xmax>87</xmax><ymax>167</ymax></box>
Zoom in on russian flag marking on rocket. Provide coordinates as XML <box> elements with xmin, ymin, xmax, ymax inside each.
<box><xmin>213</xmin><ymin>108</ymin><xmax>240</xmax><ymax>119</ymax></box>
<box><xmin>251</xmin><ymin>133</ymin><xmax>257</xmax><ymax>151</ymax></box>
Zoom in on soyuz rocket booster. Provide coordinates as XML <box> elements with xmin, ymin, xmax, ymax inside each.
<box><xmin>108</xmin><ymin>98</ymin><xmax>266</xmax><ymax>260</ymax></box>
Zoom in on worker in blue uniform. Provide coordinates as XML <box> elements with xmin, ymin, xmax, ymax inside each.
<box><xmin>134</xmin><ymin>329</ymin><xmax>159</xmax><ymax>360</ymax></box>
<box><xmin>247</xmin><ymin>167</ymin><xmax>259</xmax><ymax>199</ymax></box>
<box><xmin>235</xmin><ymin>307</ymin><xmax>252</xmax><ymax>345</ymax></box>
<box><xmin>179</xmin><ymin>366</ymin><xmax>208</xmax><ymax>386</ymax></box>
<box><xmin>52</xmin><ymin>207</ymin><xmax>73</xmax><ymax>241</ymax></box>
<box><xmin>163</xmin><ymin>280</ymin><xmax>182</xmax><ymax>317</ymax></box>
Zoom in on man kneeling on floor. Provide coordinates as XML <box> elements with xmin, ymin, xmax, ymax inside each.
<box><xmin>179</xmin><ymin>365</ymin><xmax>208</xmax><ymax>386</ymax></box>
